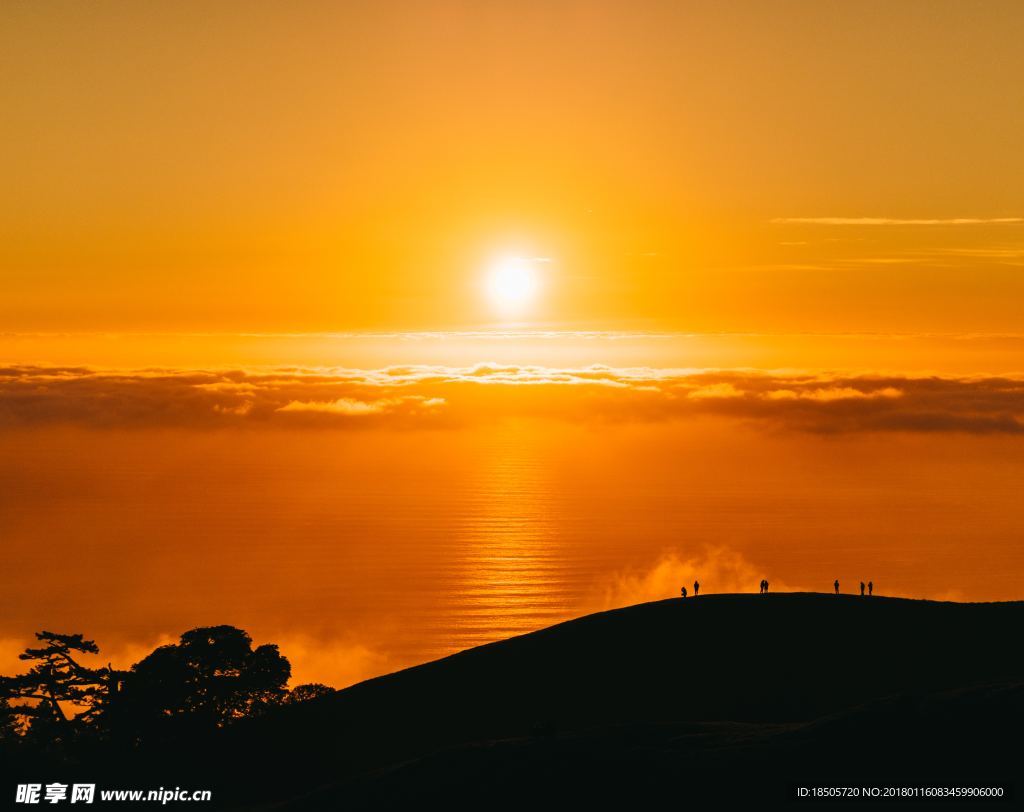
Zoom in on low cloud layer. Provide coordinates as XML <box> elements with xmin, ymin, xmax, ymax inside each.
<box><xmin>2</xmin><ymin>364</ymin><xmax>1024</xmax><ymax>435</ymax></box>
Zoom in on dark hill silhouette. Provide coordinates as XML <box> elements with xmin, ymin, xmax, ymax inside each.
<box><xmin>219</xmin><ymin>593</ymin><xmax>1023</xmax><ymax>808</ymax></box>
<box><xmin>267</xmin><ymin>682</ymin><xmax>1022</xmax><ymax>809</ymax></box>
<box><xmin>6</xmin><ymin>594</ymin><xmax>1021</xmax><ymax>807</ymax></box>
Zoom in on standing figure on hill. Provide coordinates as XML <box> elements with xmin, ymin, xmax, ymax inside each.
<box><xmin>868</xmin><ymin>581</ymin><xmax>873</xmax><ymax>596</ymax></box>
<box><xmin>860</xmin><ymin>581</ymin><xmax>865</xmax><ymax>596</ymax></box>
<box><xmin>680</xmin><ymin>586</ymin><xmax>687</xmax><ymax>598</ymax></box>
<box><xmin>693</xmin><ymin>580</ymin><xmax>700</xmax><ymax>596</ymax></box>
<box><xmin>764</xmin><ymin>580</ymin><xmax>769</xmax><ymax>593</ymax></box>
<box><xmin>758</xmin><ymin>579</ymin><xmax>764</xmax><ymax>594</ymax></box>
<box><xmin>834</xmin><ymin>579</ymin><xmax>840</xmax><ymax>595</ymax></box>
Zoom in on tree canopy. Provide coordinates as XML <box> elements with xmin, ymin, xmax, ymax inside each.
<box><xmin>116</xmin><ymin>625</ymin><xmax>290</xmax><ymax>742</ymax></box>
<box><xmin>0</xmin><ymin>625</ymin><xmax>320</xmax><ymax>753</ymax></box>
<box><xmin>0</xmin><ymin>631</ymin><xmax>115</xmax><ymax>742</ymax></box>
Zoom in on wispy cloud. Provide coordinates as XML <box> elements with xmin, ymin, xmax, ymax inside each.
<box><xmin>772</xmin><ymin>217</ymin><xmax>1023</xmax><ymax>226</ymax></box>
<box><xmin>3</xmin><ymin>364</ymin><xmax>1024</xmax><ymax>435</ymax></box>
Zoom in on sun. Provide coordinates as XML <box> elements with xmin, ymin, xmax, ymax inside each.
<box><xmin>484</xmin><ymin>256</ymin><xmax>541</xmax><ymax>315</ymax></box>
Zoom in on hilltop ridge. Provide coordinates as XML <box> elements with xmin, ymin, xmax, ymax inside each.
<box><xmin>228</xmin><ymin>593</ymin><xmax>1023</xmax><ymax>808</ymax></box>
<box><xmin>10</xmin><ymin>594</ymin><xmax>1018</xmax><ymax>808</ymax></box>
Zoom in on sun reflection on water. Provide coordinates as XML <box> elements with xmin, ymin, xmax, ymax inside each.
<box><xmin>439</xmin><ymin>425</ymin><xmax>576</xmax><ymax>654</ymax></box>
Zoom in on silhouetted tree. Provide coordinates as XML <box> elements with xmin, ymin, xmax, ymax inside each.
<box><xmin>0</xmin><ymin>632</ymin><xmax>117</xmax><ymax>744</ymax></box>
<box><xmin>118</xmin><ymin>625</ymin><xmax>290</xmax><ymax>742</ymax></box>
<box><xmin>0</xmin><ymin>697</ymin><xmax>20</xmax><ymax>742</ymax></box>
<box><xmin>285</xmin><ymin>683</ymin><xmax>334</xmax><ymax>704</ymax></box>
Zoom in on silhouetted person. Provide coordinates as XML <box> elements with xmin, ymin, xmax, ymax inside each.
<box><xmin>834</xmin><ymin>579</ymin><xmax>840</xmax><ymax>595</ymax></box>
<box><xmin>680</xmin><ymin>586</ymin><xmax>687</xmax><ymax>598</ymax></box>
<box><xmin>764</xmin><ymin>580</ymin><xmax>769</xmax><ymax>593</ymax></box>
<box><xmin>693</xmin><ymin>580</ymin><xmax>700</xmax><ymax>596</ymax></box>
<box><xmin>758</xmin><ymin>579</ymin><xmax>765</xmax><ymax>594</ymax></box>
<box><xmin>860</xmin><ymin>581</ymin><xmax>865</xmax><ymax>596</ymax></box>
<box><xmin>868</xmin><ymin>581</ymin><xmax>873</xmax><ymax>596</ymax></box>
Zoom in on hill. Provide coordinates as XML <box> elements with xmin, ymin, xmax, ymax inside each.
<box><xmin>9</xmin><ymin>594</ymin><xmax>1019</xmax><ymax>807</ymax></box>
<box><xmin>223</xmin><ymin>593</ymin><xmax>1023</xmax><ymax>808</ymax></box>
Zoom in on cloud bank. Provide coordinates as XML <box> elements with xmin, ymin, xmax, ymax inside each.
<box><xmin>2</xmin><ymin>364</ymin><xmax>1024</xmax><ymax>435</ymax></box>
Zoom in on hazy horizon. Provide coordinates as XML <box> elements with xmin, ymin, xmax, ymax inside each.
<box><xmin>4</xmin><ymin>329</ymin><xmax>1024</xmax><ymax>687</ymax></box>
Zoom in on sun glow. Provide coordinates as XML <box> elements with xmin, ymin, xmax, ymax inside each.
<box><xmin>484</xmin><ymin>256</ymin><xmax>541</xmax><ymax>316</ymax></box>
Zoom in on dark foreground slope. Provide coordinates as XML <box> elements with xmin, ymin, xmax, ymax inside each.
<box><xmin>269</xmin><ymin>682</ymin><xmax>1022</xmax><ymax>809</ymax></box>
<box><xmin>222</xmin><ymin>593</ymin><xmax>1024</xmax><ymax>808</ymax></box>
<box><xmin>9</xmin><ymin>594</ymin><xmax>1022</xmax><ymax>808</ymax></box>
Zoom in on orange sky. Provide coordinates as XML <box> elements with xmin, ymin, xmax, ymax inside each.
<box><xmin>4</xmin><ymin>0</ymin><xmax>1024</xmax><ymax>334</ymax></box>
<box><xmin>3</xmin><ymin>2</ymin><xmax>1024</xmax><ymax>688</ymax></box>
